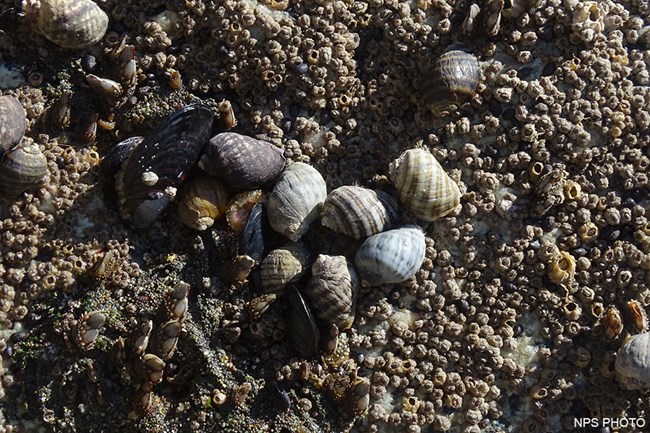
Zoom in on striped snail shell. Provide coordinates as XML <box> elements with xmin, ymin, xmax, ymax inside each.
<box><xmin>199</xmin><ymin>132</ymin><xmax>287</xmax><ymax>191</ymax></box>
<box><xmin>176</xmin><ymin>174</ymin><xmax>231</xmax><ymax>231</ymax></box>
<box><xmin>389</xmin><ymin>148</ymin><xmax>460</xmax><ymax>221</ymax></box>
<box><xmin>355</xmin><ymin>225</ymin><xmax>426</xmax><ymax>286</ymax></box>
<box><xmin>615</xmin><ymin>332</ymin><xmax>650</xmax><ymax>390</ymax></box>
<box><xmin>267</xmin><ymin>162</ymin><xmax>327</xmax><ymax>242</ymax></box>
<box><xmin>0</xmin><ymin>95</ymin><xmax>27</xmax><ymax>155</ymax></box>
<box><xmin>304</xmin><ymin>255</ymin><xmax>359</xmax><ymax>330</ymax></box>
<box><xmin>259</xmin><ymin>243</ymin><xmax>313</xmax><ymax>294</ymax></box>
<box><xmin>38</xmin><ymin>0</ymin><xmax>109</xmax><ymax>49</ymax></box>
<box><xmin>0</xmin><ymin>140</ymin><xmax>48</xmax><ymax>200</ymax></box>
<box><xmin>321</xmin><ymin>186</ymin><xmax>400</xmax><ymax>239</ymax></box>
<box><xmin>420</xmin><ymin>50</ymin><xmax>480</xmax><ymax>116</ymax></box>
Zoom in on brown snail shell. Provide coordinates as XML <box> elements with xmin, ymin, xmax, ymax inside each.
<box><xmin>355</xmin><ymin>225</ymin><xmax>426</xmax><ymax>286</ymax></box>
<box><xmin>304</xmin><ymin>255</ymin><xmax>359</xmax><ymax>330</ymax></box>
<box><xmin>267</xmin><ymin>162</ymin><xmax>327</xmax><ymax>242</ymax></box>
<box><xmin>225</xmin><ymin>190</ymin><xmax>264</xmax><ymax>232</ymax></box>
<box><xmin>420</xmin><ymin>50</ymin><xmax>480</xmax><ymax>116</ymax></box>
<box><xmin>0</xmin><ymin>140</ymin><xmax>48</xmax><ymax>200</ymax></box>
<box><xmin>199</xmin><ymin>132</ymin><xmax>287</xmax><ymax>191</ymax></box>
<box><xmin>0</xmin><ymin>95</ymin><xmax>27</xmax><ymax>154</ymax></box>
<box><xmin>389</xmin><ymin>148</ymin><xmax>460</xmax><ymax>221</ymax></box>
<box><xmin>259</xmin><ymin>243</ymin><xmax>313</xmax><ymax>294</ymax></box>
<box><xmin>615</xmin><ymin>332</ymin><xmax>650</xmax><ymax>390</ymax></box>
<box><xmin>321</xmin><ymin>186</ymin><xmax>400</xmax><ymax>239</ymax></box>
<box><xmin>38</xmin><ymin>0</ymin><xmax>109</xmax><ymax>49</ymax></box>
<box><xmin>176</xmin><ymin>174</ymin><xmax>231</xmax><ymax>231</ymax></box>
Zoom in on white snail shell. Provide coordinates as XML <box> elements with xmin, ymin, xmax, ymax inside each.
<box><xmin>354</xmin><ymin>225</ymin><xmax>426</xmax><ymax>286</ymax></box>
<box><xmin>267</xmin><ymin>162</ymin><xmax>327</xmax><ymax>242</ymax></box>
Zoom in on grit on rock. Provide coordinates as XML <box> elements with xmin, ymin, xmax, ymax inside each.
<box><xmin>0</xmin><ymin>1</ymin><xmax>650</xmax><ymax>433</ymax></box>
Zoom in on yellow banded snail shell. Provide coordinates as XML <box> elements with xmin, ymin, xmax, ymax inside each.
<box><xmin>176</xmin><ymin>174</ymin><xmax>231</xmax><ymax>231</ymax></box>
<box><xmin>389</xmin><ymin>148</ymin><xmax>461</xmax><ymax>221</ymax></box>
<box><xmin>199</xmin><ymin>132</ymin><xmax>287</xmax><ymax>191</ymax></box>
<box><xmin>615</xmin><ymin>332</ymin><xmax>650</xmax><ymax>390</ymax></box>
<box><xmin>0</xmin><ymin>140</ymin><xmax>48</xmax><ymax>200</ymax></box>
<box><xmin>267</xmin><ymin>162</ymin><xmax>327</xmax><ymax>242</ymax></box>
<box><xmin>355</xmin><ymin>225</ymin><xmax>426</xmax><ymax>286</ymax></box>
<box><xmin>259</xmin><ymin>243</ymin><xmax>313</xmax><ymax>294</ymax></box>
<box><xmin>0</xmin><ymin>95</ymin><xmax>27</xmax><ymax>154</ymax></box>
<box><xmin>420</xmin><ymin>50</ymin><xmax>480</xmax><ymax>116</ymax></box>
<box><xmin>321</xmin><ymin>185</ymin><xmax>400</xmax><ymax>239</ymax></box>
<box><xmin>38</xmin><ymin>0</ymin><xmax>109</xmax><ymax>49</ymax></box>
<box><xmin>304</xmin><ymin>254</ymin><xmax>359</xmax><ymax>330</ymax></box>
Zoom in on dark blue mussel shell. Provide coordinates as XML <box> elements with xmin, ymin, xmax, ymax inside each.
<box><xmin>117</xmin><ymin>104</ymin><xmax>213</xmax><ymax>228</ymax></box>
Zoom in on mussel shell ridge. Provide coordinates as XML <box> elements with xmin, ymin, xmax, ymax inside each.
<box><xmin>116</xmin><ymin>104</ymin><xmax>213</xmax><ymax>228</ymax></box>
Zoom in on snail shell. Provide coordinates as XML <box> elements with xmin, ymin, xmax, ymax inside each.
<box><xmin>321</xmin><ymin>186</ymin><xmax>400</xmax><ymax>239</ymax></box>
<box><xmin>389</xmin><ymin>148</ymin><xmax>460</xmax><ymax>221</ymax></box>
<box><xmin>354</xmin><ymin>225</ymin><xmax>426</xmax><ymax>286</ymax></box>
<box><xmin>199</xmin><ymin>132</ymin><xmax>287</xmax><ymax>191</ymax></box>
<box><xmin>115</xmin><ymin>104</ymin><xmax>213</xmax><ymax>228</ymax></box>
<box><xmin>0</xmin><ymin>141</ymin><xmax>48</xmax><ymax>200</ymax></box>
<box><xmin>615</xmin><ymin>332</ymin><xmax>650</xmax><ymax>390</ymax></box>
<box><xmin>38</xmin><ymin>0</ymin><xmax>109</xmax><ymax>49</ymax></box>
<box><xmin>176</xmin><ymin>174</ymin><xmax>231</xmax><ymax>231</ymax></box>
<box><xmin>304</xmin><ymin>255</ymin><xmax>359</xmax><ymax>330</ymax></box>
<box><xmin>0</xmin><ymin>95</ymin><xmax>27</xmax><ymax>154</ymax></box>
<box><xmin>259</xmin><ymin>243</ymin><xmax>313</xmax><ymax>294</ymax></box>
<box><xmin>225</xmin><ymin>190</ymin><xmax>263</xmax><ymax>232</ymax></box>
<box><xmin>420</xmin><ymin>50</ymin><xmax>480</xmax><ymax>115</ymax></box>
<box><xmin>267</xmin><ymin>162</ymin><xmax>327</xmax><ymax>242</ymax></box>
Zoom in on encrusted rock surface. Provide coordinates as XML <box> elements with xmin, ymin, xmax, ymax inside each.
<box><xmin>1</xmin><ymin>1</ymin><xmax>649</xmax><ymax>432</ymax></box>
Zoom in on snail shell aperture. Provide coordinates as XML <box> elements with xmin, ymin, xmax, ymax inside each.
<box><xmin>420</xmin><ymin>50</ymin><xmax>480</xmax><ymax>116</ymax></box>
<box><xmin>38</xmin><ymin>0</ymin><xmax>109</xmax><ymax>49</ymax></box>
<box><xmin>267</xmin><ymin>162</ymin><xmax>327</xmax><ymax>242</ymax></box>
<box><xmin>354</xmin><ymin>225</ymin><xmax>426</xmax><ymax>286</ymax></box>
<box><xmin>176</xmin><ymin>174</ymin><xmax>231</xmax><ymax>231</ymax></box>
<box><xmin>389</xmin><ymin>148</ymin><xmax>461</xmax><ymax>221</ymax></box>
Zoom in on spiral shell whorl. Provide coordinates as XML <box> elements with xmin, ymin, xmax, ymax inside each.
<box><xmin>0</xmin><ymin>141</ymin><xmax>48</xmax><ymax>200</ymax></box>
<box><xmin>615</xmin><ymin>333</ymin><xmax>650</xmax><ymax>390</ymax></box>
<box><xmin>389</xmin><ymin>148</ymin><xmax>460</xmax><ymax>222</ymax></box>
<box><xmin>0</xmin><ymin>96</ymin><xmax>27</xmax><ymax>154</ymax></box>
<box><xmin>420</xmin><ymin>50</ymin><xmax>480</xmax><ymax>116</ymax></box>
<box><xmin>199</xmin><ymin>132</ymin><xmax>287</xmax><ymax>191</ymax></box>
<box><xmin>321</xmin><ymin>186</ymin><xmax>400</xmax><ymax>239</ymax></box>
<box><xmin>305</xmin><ymin>255</ymin><xmax>359</xmax><ymax>330</ymax></box>
<box><xmin>38</xmin><ymin>0</ymin><xmax>109</xmax><ymax>49</ymax></box>
<box><xmin>267</xmin><ymin>162</ymin><xmax>327</xmax><ymax>242</ymax></box>
<box><xmin>355</xmin><ymin>225</ymin><xmax>426</xmax><ymax>286</ymax></box>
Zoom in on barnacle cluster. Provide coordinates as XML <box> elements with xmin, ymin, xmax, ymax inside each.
<box><xmin>1</xmin><ymin>0</ymin><xmax>650</xmax><ymax>432</ymax></box>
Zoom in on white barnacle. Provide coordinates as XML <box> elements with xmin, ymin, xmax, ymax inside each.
<box><xmin>141</xmin><ymin>171</ymin><xmax>159</xmax><ymax>186</ymax></box>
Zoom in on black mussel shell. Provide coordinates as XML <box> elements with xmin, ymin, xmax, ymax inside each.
<box><xmin>286</xmin><ymin>286</ymin><xmax>320</xmax><ymax>358</ymax></box>
<box><xmin>239</xmin><ymin>201</ymin><xmax>266</xmax><ymax>263</ymax></box>
<box><xmin>102</xmin><ymin>136</ymin><xmax>143</xmax><ymax>206</ymax></box>
<box><xmin>199</xmin><ymin>132</ymin><xmax>287</xmax><ymax>191</ymax></box>
<box><xmin>116</xmin><ymin>104</ymin><xmax>213</xmax><ymax>228</ymax></box>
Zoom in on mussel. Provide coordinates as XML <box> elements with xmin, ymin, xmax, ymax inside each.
<box><xmin>113</xmin><ymin>104</ymin><xmax>213</xmax><ymax>228</ymax></box>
